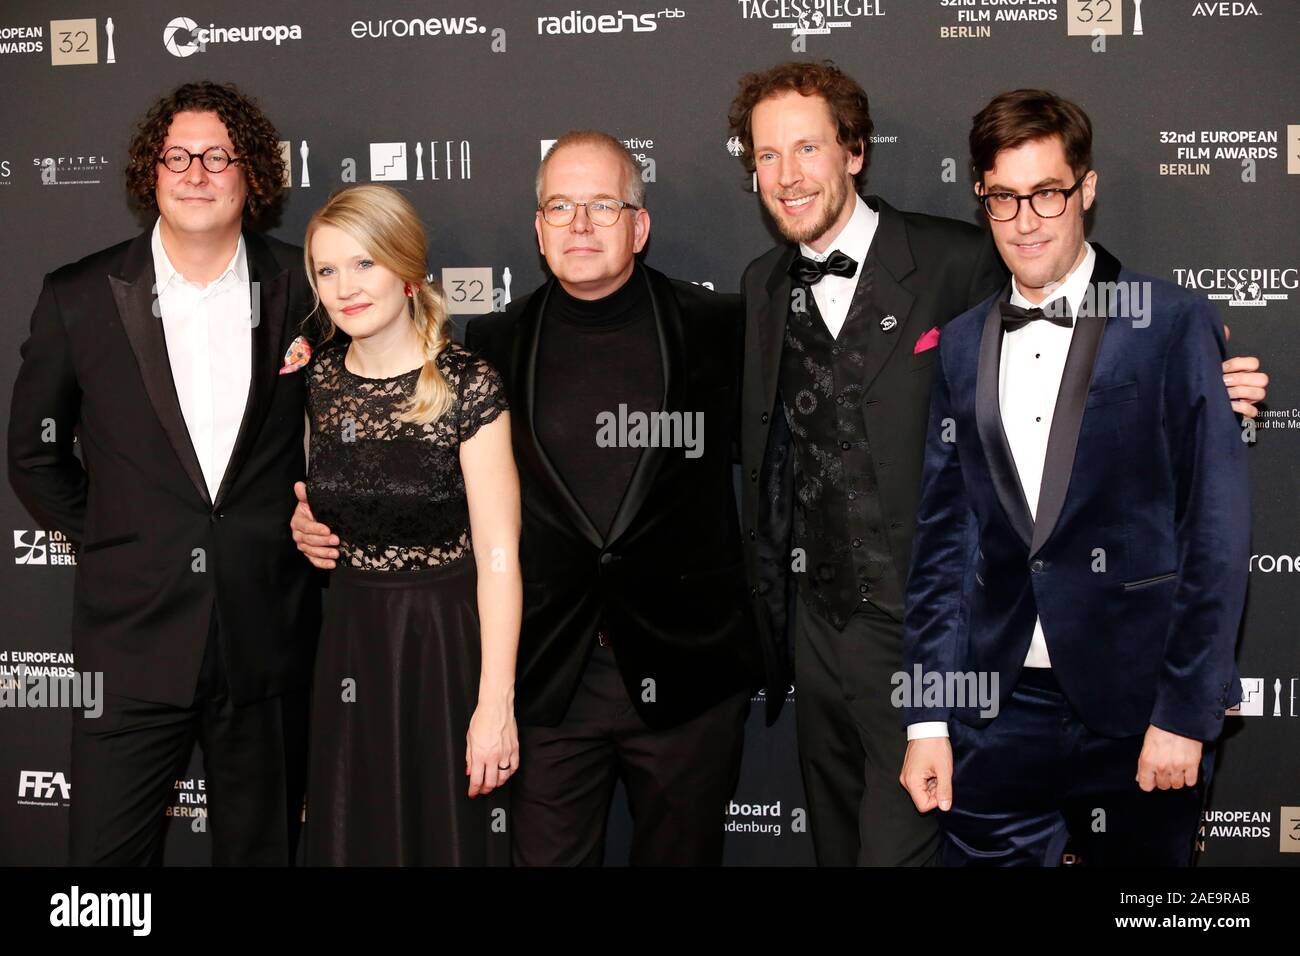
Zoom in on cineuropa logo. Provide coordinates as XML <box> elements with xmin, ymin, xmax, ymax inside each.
<box><xmin>163</xmin><ymin>16</ymin><xmax>302</xmax><ymax>57</ymax></box>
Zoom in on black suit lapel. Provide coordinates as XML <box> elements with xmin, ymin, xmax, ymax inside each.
<box><xmin>516</xmin><ymin>279</ymin><xmax>604</xmax><ymax>549</ymax></box>
<box><xmin>855</xmin><ymin>196</ymin><xmax>917</xmax><ymax>393</ymax></box>
<box><xmin>975</xmin><ymin>284</ymin><xmax>1034</xmax><ymax>549</ymax></box>
<box><xmin>760</xmin><ymin>245</ymin><xmax>797</xmax><ymax>409</ymax></box>
<box><xmin>1029</xmin><ymin>244</ymin><xmax>1121</xmax><ymax>556</ymax></box>
<box><xmin>212</xmin><ymin>231</ymin><xmax>290</xmax><ymax>510</ymax></box>
<box><xmin>605</xmin><ymin>265</ymin><xmax>683</xmax><ymax>548</ymax></box>
<box><xmin>108</xmin><ymin>230</ymin><xmax>212</xmax><ymax>508</ymax></box>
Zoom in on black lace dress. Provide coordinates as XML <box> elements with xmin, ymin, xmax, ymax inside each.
<box><xmin>302</xmin><ymin>341</ymin><xmax>510</xmax><ymax>866</ymax></box>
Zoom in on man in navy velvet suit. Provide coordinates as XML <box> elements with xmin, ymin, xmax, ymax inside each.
<box><xmin>898</xmin><ymin>90</ymin><xmax>1250</xmax><ymax>866</ymax></box>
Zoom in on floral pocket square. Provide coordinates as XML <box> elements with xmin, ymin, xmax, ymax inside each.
<box><xmin>913</xmin><ymin>327</ymin><xmax>940</xmax><ymax>354</ymax></box>
<box><xmin>279</xmin><ymin>335</ymin><xmax>312</xmax><ymax>375</ymax></box>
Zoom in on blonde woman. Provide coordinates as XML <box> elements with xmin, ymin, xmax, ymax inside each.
<box><xmin>298</xmin><ymin>185</ymin><xmax>520</xmax><ymax>865</ymax></box>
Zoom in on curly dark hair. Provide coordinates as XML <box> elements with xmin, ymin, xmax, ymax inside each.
<box><xmin>125</xmin><ymin>81</ymin><xmax>286</xmax><ymax>228</ymax></box>
<box><xmin>728</xmin><ymin>60</ymin><xmax>874</xmax><ymax>192</ymax></box>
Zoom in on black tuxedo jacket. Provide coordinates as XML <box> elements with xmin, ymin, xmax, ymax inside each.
<box><xmin>739</xmin><ymin>195</ymin><xmax>1006</xmax><ymax>722</ymax></box>
<box><xmin>7</xmin><ymin>228</ymin><xmax>321</xmax><ymax>707</ymax></box>
<box><xmin>465</xmin><ymin>263</ymin><xmax>762</xmax><ymax>731</ymax></box>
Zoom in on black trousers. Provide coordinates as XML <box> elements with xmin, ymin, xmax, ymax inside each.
<box><xmin>68</xmin><ymin>607</ymin><xmax>309</xmax><ymax>866</ymax></box>
<box><xmin>794</xmin><ymin>596</ymin><xmax>940</xmax><ymax>866</ymax></box>
<box><xmin>942</xmin><ymin>667</ymin><xmax>1212</xmax><ymax>866</ymax></box>
<box><xmin>510</xmin><ymin>641</ymin><xmax>749</xmax><ymax>866</ymax></box>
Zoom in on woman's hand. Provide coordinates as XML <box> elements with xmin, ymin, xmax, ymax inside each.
<box><xmin>466</xmin><ymin>698</ymin><xmax>518</xmax><ymax>798</ymax></box>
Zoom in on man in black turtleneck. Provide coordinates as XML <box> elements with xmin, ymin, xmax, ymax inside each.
<box><xmin>535</xmin><ymin>268</ymin><xmax>660</xmax><ymax>539</ymax></box>
<box><xmin>292</xmin><ymin>130</ymin><xmax>782</xmax><ymax>865</ymax></box>
<box><xmin>471</xmin><ymin>131</ymin><xmax>786</xmax><ymax>865</ymax></box>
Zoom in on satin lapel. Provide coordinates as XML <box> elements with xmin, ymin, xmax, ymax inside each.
<box><xmin>856</xmin><ymin>197</ymin><xmax>916</xmax><ymax>393</ymax></box>
<box><xmin>212</xmin><ymin>232</ymin><xmax>289</xmax><ymax>510</ymax></box>
<box><xmin>108</xmin><ymin>230</ymin><xmax>212</xmax><ymax>508</ymax></box>
<box><xmin>516</xmin><ymin>280</ymin><xmax>604</xmax><ymax>549</ymax></box>
<box><xmin>605</xmin><ymin>266</ymin><xmax>682</xmax><ymax>548</ymax></box>
<box><xmin>760</xmin><ymin>245</ymin><xmax>797</xmax><ymax>408</ymax></box>
<box><xmin>1029</xmin><ymin>244</ymin><xmax>1121</xmax><ymax>556</ymax></box>
<box><xmin>975</xmin><ymin>285</ymin><xmax>1033</xmax><ymax>549</ymax></box>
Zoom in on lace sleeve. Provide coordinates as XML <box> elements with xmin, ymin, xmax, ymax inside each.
<box><xmin>457</xmin><ymin>352</ymin><xmax>510</xmax><ymax>443</ymax></box>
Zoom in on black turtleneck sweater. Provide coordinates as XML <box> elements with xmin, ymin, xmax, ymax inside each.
<box><xmin>535</xmin><ymin>268</ymin><xmax>662</xmax><ymax>538</ymax></box>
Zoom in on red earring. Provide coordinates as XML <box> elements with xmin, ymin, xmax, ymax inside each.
<box><xmin>404</xmin><ymin>282</ymin><xmax>413</xmax><ymax>297</ymax></box>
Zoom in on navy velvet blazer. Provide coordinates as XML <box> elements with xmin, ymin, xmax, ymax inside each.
<box><xmin>902</xmin><ymin>243</ymin><xmax>1249</xmax><ymax>741</ymax></box>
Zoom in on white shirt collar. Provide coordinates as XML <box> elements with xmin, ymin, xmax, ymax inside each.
<box><xmin>798</xmin><ymin>193</ymin><xmax>878</xmax><ymax>265</ymax></box>
<box><xmin>1010</xmin><ymin>241</ymin><xmax>1095</xmax><ymax>318</ymax></box>
<box><xmin>151</xmin><ymin>217</ymin><xmax>248</xmax><ymax>294</ymax></box>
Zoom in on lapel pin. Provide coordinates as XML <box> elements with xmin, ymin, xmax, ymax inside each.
<box><xmin>880</xmin><ymin>315</ymin><xmax>897</xmax><ymax>332</ymax></box>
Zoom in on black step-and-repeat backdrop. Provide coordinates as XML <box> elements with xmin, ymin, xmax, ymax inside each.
<box><xmin>1</xmin><ymin>1</ymin><xmax>1297</xmax><ymax>866</ymax></box>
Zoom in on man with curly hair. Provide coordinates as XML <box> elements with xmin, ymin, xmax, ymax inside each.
<box><xmin>727</xmin><ymin>61</ymin><xmax>1268</xmax><ymax>867</ymax></box>
<box><xmin>8</xmin><ymin>81</ymin><xmax>320</xmax><ymax>865</ymax></box>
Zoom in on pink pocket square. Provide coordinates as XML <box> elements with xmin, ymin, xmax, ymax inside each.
<box><xmin>913</xmin><ymin>326</ymin><xmax>940</xmax><ymax>354</ymax></box>
<box><xmin>279</xmin><ymin>335</ymin><xmax>312</xmax><ymax>375</ymax></box>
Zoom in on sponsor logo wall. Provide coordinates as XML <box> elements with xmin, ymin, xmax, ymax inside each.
<box><xmin>0</xmin><ymin>0</ymin><xmax>1295</xmax><ymax>866</ymax></box>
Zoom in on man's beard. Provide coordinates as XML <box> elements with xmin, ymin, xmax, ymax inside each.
<box><xmin>763</xmin><ymin>176</ymin><xmax>849</xmax><ymax>246</ymax></box>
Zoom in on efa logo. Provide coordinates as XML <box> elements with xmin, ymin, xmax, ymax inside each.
<box><xmin>19</xmin><ymin>770</ymin><xmax>70</xmax><ymax>799</ymax></box>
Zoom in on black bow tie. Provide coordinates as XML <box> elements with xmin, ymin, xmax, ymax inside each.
<box><xmin>999</xmin><ymin>300</ymin><xmax>1074</xmax><ymax>333</ymax></box>
<box><xmin>789</xmin><ymin>249</ymin><xmax>858</xmax><ymax>286</ymax></box>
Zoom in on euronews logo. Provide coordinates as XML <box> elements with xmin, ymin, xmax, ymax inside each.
<box><xmin>163</xmin><ymin>16</ymin><xmax>303</xmax><ymax>57</ymax></box>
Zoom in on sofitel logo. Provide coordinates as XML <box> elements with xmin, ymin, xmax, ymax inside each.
<box><xmin>32</xmin><ymin>153</ymin><xmax>109</xmax><ymax>186</ymax></box>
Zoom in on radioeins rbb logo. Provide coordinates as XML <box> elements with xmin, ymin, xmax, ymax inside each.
<box><xmin>536</xmin><ymin>7</ymin><xmax>686</xmax><ymax>34</ymax></box>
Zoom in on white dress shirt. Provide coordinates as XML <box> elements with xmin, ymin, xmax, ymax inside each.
<box><xmin>798</xmin><ymin>194</ymin><xmax>879</xmax><ymax>339</ymax></box>
<box><xmin>1003</xmin><ymin>241</ymin><xmax>1095</xmax><ymax>668</ymax></box>
<box><xmin>907</xmin><ymin>242</ymin><xmax>1095</xmax><ymax>742</ymax></box>
<box><xmin>151</xmin><ymin>218</ymin><xmax>252</xmax><ymax>501</ymax></box>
